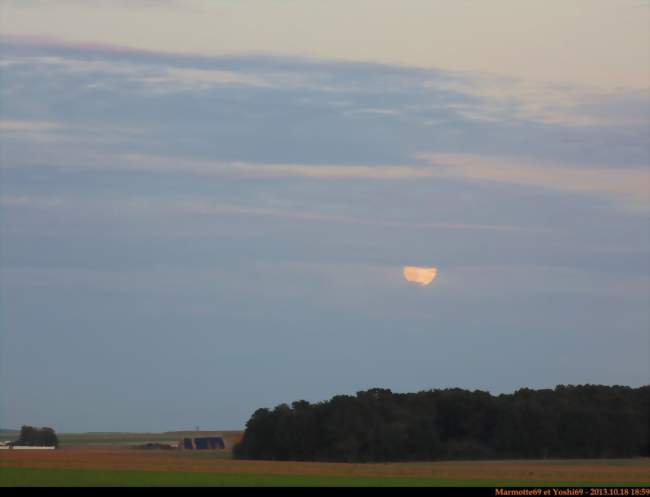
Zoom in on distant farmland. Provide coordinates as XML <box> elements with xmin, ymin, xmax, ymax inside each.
<box><xmin>0</xmin><ymin>439</ymin><xmax>648</xmax><ymax>487</ymax></box>
<box><xmin>53</xmin><ymin>431</ymin><xmax>244</xmax><ymax>448</ymax></box>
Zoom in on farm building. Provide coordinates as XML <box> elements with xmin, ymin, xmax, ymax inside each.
<box><xmin>180</xmin><ymin>436</ymin><xmax>225</xmax><ymax>450</ymax></box>
<box><xmin>0</xmin><ymin>441</ymin><xmax>55</xmax><ymax>450</ymax></box>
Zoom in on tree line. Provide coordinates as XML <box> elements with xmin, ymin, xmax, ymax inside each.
<box><xmin>13</xmin><ymin>425</ymin><xmax>59</xmax><ymax>447</ymax></box>
<box><xmin>233</xmin><ymin>385</ymin><xmax>649</xmax><ymax>462</ymax></box>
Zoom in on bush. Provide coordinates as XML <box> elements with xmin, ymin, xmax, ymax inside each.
<box><xmin>15</xmin><ymin>425</ymin><xmax>59</xmax><ymax>447</ymax></box>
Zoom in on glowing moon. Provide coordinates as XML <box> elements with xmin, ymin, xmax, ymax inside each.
<box><xmin>403</xmin><ymin>266</ymin><xmax>438</xmax><ymax>286</ymax></box>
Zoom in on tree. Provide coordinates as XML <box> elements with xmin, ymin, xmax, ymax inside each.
<box><xmin>233</xmin><ymin>385</ymin><xmax>649</xmax><ymax>462</ymax></box>
<box><xmin>16</xmin><ymin>425</ymin><xmax>59</xmax><ymax>447</ymax></box>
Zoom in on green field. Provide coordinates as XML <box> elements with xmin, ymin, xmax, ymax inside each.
<box><xmin>2</xmin><ymin>467</ymin><xmax>647</xmax><ymax>487</ymax></box>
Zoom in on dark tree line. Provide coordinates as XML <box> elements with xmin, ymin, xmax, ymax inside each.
<box><xmin>14</xmin><ymin>425</ymin><xmax>59</xmax><ymax>447</ymax></box>
<box><xmin>233</xmin><ymin>385</ymin><xmax>649</xmax><ymax>462</ymax></box>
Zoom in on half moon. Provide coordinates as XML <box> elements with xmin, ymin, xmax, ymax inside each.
<box><xmin>403</xmin><ymin>266</ymin><xmax>438</xmax><ymax>286</ymax></box>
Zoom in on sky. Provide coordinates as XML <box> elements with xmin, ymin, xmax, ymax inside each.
<box><xmin>0</xmin><ymin>1</ymin><xmax>648</xmax><ymax>432</ymax></box>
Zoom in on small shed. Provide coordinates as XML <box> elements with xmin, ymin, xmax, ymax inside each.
<box><xmin>181</xmin><ymin>436</ymin><xmax>225</xmax><ymax>450</ymax></box>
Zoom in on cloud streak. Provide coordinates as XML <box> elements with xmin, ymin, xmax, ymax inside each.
<box><xmin>3</xmin><ymin>37</ymin><xmax>648</xmax><ymax>129</ymax></box>
<box><xmin>28</xmin><ymin>150</ymin><xmax>649</xmax><ymax>212</ymax></box>
<box><xmin>0</xmin><ymin>194</ymin><xmax>522</xmax><ymax>233</ymax></box>
<box><xmin>420</xmin><ymin>154</ymin><xmax>650</xmax><ymax>212</ymax></box>
<box><xmin>0</xmin><ymin>120</ymin><xmax>65</xmax><ymax>132</ymax></box>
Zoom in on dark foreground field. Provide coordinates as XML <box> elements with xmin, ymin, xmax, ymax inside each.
<box><xmin>1</xmin><ymin>444</ymin><xmax>649</xmax><ymax>487</ymax></box>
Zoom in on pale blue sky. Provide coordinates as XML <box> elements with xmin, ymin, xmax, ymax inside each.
<box><xmin>0</xmin><ymin>2</ymin><xmax>648</xmax><ymax>432</ymax></box>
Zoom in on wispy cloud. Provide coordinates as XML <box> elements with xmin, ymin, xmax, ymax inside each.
<box><xmin>4</xmin><ymin>141</ymin><xmax>647</xmax><ymax>213</ymax></box>
<box><xmin>7</xmin><ymin>37</ymin><xmax>648</xmax><ymax>128</ymax></box>
<box><xmin>0</xmin><ymin>55</ymin><xmax>272</xmax><ymax>91</ymax></box>
<box><xmin>121</xmin><ymin>153</ymin><xmax>650</xmax><ymax>213</ymax></box>
<box><xmin>118</xmin><ymin>154</ymin><xmax>434</xmax><ymax>180</ymax></box>
<box><xmin>0</xmin><ymin>194</ymin><xmax>521</xmax><ymax>233</ymax></box>
<box><xmin>420</xmin><ymin>153</ymin><xmax>650</xmax><ymax>212</ymax></box>
<box><xmin>0</xmin><ymin>120</ymin><xmax>64</xmax><ymax>132</ymax></box>
<box><xmin>441</xmin><ymin>78</ymin><xmax>650</xmax><ymax>127</ymax></box>
<box><xmin>1</xmin><ymin>38</ymin><xmax>648</xmax><ymax>217</ymax></box>
<box><xmin>173</xmin><ymin>198</ymin><xmax>521</xmax><ymax>232</ymax></box>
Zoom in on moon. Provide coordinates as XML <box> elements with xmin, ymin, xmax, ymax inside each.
<box><xmin>403</xmin><ymin>266</ymin><xmax>438</xmax><ymax>286</ymax></box>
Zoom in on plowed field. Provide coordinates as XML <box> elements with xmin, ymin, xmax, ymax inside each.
<box><xmin>1</xmin><ymin>445</ymin><xmax>648</xmax><ymax>486</ymax></box>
